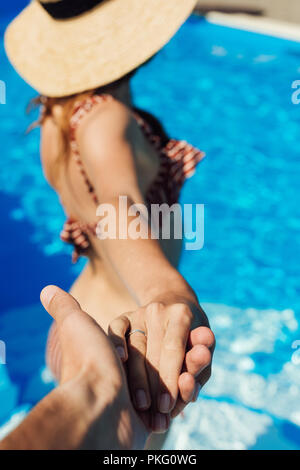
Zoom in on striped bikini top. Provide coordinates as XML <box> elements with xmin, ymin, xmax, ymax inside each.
<box><xmin>61</xmin><ymin>94</ymin><xmax>205</xmax><ymax>262</ymax></box>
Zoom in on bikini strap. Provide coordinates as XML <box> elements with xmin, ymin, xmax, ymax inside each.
<box><xmin>69</xmin><ymin>93</ymin><xmax>165</xmax><ymax>205</ymax></box>
<box><xmin>70</xmin><ymin>94</ymin><xmax>113</xmax><ymax>153</ymax></box>
<box><xmin>131</xmin><ymin>110</ymin><xmax>163</xmax><ymax>152</ymax></box>
<box><xmin>69</xmin><ymin>94</ymin><xmax>113</xmax><ymax>205</ymax></box>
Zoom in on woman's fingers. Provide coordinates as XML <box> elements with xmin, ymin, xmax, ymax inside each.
<box><xmin>108</xmin><ymin>315</ymin><xmax>130</xmax><ymax>362</ymax></box>
<box><xmin>178</xmin><ymin>372</ymin><xmax>195</xmax><ymax>404</ymax></box>
<box><xmin>188</xmin><ymin>326</ymin><xmax>215</xmax><ymax>351</ymax></box>
<box><xmin>127</xmin><ymin>328</ymin><xmax>151</xmax><ymax>411</ymax></box>
<box><xmin>145</xmin><ymin>303</ymin><xmax>168</xmax><ymax>433</ymax></box>
<box><xmin>185</xmin><ymin>327</ymin><xmax>214</xmax><ymax>395</ymax></box>
<box><xmin>170</xmin><ymin>328</ymin><xmax>214</xmax><ymax>418</ymax></box>
<box><xmin>184</xmin><ymin>344</ymin><xmax>212</xmax><ymax>377</ymax></box>
<box><xmin>171</xmin><ymin>347</ymin><xmax>212</xmax><ymax>418</ymax></box>
<box><xmin>158</xmin><ymin>304</ymin><xmax>192</xmax><ymax>414</ymax></box>
<box><xmin>171</xmin><ymin>372</ymin><xmax>195</xmax><ymax>419</ymax></box>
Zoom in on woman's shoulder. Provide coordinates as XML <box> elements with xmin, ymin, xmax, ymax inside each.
<box><xmin>72</xmin><ymin>95</ymin><xmax>142</xmax><ymax>177</ymax></box>
<box><xmin>74</xmin><ymin>95</ymin><xmax>133</xmax><ymax>150</ymax></box>
<box><xmin>75</xmin><ymin>94</ymin><xmax>131</xmax><ymax>131</ymax></box>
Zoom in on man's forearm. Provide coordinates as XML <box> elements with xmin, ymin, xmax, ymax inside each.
<box><xmin>0</xmin><ymin>376</ymin><xmax>102</xmax><ymax>450</ymax></box>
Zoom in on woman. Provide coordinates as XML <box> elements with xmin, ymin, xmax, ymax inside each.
<box><xmin>5</xmin><ymin>0</ymin><xmax>215</xmax><ymax>438</ymax></box>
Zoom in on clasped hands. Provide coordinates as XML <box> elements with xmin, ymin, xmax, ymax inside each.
<box><xmin>108</xmin><ymin>297</ymin><xmax>215</xmax><ymax>433</ymax></box>
<box><xmin>42</xmin><ymin>286</ymin><xmax>215</xmax><ymax>444</ymax></box>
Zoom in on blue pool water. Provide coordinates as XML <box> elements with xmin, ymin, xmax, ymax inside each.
<box><xmin>0</xmin><ymin>9</ymin><xmax>300</xmax><ymax>449</ymax></box>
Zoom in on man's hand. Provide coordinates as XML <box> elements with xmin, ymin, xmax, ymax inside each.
<box><xmin>0</xmin><ymin>285</ymin><xmax>148</xmax><ymax>450</ymax></box>
<box><xmin>108</xmin><ymin>298</ymin><xmax>215</xmax><ymax>433</ymax></box>
<box><xmin>40</xmin><ymin>285</ymin><xmax>148</xmax><ymax>450</ymax></box>
<box><xmin>41</xmin><ymin>285</ymin><xmax>123</xmax><ymax>386</ymax></box>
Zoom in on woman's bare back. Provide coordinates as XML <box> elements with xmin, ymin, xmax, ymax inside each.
<box><xmin>41</xmin><ymin>96</ymin><xmax>182</xmax><ymax>329</ymax></box>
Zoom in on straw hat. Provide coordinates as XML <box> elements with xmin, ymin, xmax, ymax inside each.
<box><xmin>5</xmin><ymin>0</ymin><xmax>197</xmax><ymax>97</ymax></box>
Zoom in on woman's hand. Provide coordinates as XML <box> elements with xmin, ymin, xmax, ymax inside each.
<box><xmin>108</xmin><ymin>298</ymin><xmax>215</xmax><ymax>433</ymax></box>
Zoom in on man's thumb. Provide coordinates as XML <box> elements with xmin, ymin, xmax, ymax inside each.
<box><xmin>40</xmin><ymin>285</ymin><xmax>81</xmax><ymax>324</ymax></box>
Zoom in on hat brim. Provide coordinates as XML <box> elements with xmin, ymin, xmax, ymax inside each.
<box><xmin>5</xmin><ymin>0</ymin><xmax>197</xmax><ymax>97</ymax></box>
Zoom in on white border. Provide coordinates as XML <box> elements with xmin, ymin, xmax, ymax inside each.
<box><xmin>206</xmin><ymin>12</ymin><xmax>300</xmax><ymax>43</ymax></box>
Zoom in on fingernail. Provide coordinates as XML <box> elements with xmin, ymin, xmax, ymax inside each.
<box><xmin>135</xmin><ymin>389</ymin><xmax>148</xmax><ymax>410</ymax></box>
<box><xmin>116</xmin><ymin>346</ymin><xmax>126</xmax><ymax>360</ymax></box>
<box><xmin>159</xmin><ymin>393</ymin><xmax>171</xmax><ymax>413</ymax></box>
<box><xmin>40</xmin><ymin>285</ymin><xmax>58</xmax><ymax>309</ymax></box>
<box><xmin>193</xmin><ymin>383</ymin><xmax>201</xmax><ymax>402</ymax></box>
<box><xmin>154</xmin><ymin>413</ymin><xmax>167</xmax><ymax>433</ymax></box>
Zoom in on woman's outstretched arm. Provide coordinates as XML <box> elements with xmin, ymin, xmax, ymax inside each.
<box><xmin>76</xmin><ymin>100</ymin><xmax>203</xmax><ymax>307</ymax></box>
<box><xmin>76</xmin><ymin>100</ymin><xmax>215</xmax><ymax>432</ymax></box>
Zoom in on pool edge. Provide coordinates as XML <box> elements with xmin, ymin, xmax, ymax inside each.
<box><xmin>206</xmin><ymin>12</ymin><xmax>300</xmax><ymax>43</ymax></box>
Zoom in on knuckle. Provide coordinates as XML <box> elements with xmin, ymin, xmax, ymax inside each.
<box><xmin>172</xmin><ymin>303</ymin><xmax>193</xmax><ymax>325</ymax></box>
<box><xmin>109</xmin><ymin>316</ymin><xmax>128</xmax><ymax>334</ymax></box>
<box><xmin>108</xmin><ymin>324</ymin><xmax>123</xmax><ymax>341</ymax></box>
<box><xmin>108</xmin><ymin>318</ymin><xmax>119</xmax><ymax>331</ymax></box>
<box><xmin>146</xmin><ymin>301</ymin><xmax>164</xmax><ymax>319</ymax></box>
<box><xmin>108</xmin><ymin>323</ymin><xmax>120</xmax><ymax>338</ymax></box>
